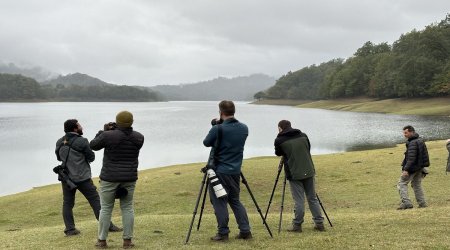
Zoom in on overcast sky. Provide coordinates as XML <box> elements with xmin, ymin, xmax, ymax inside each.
<box><xmin>0</xmin><ymin>1</ymin><xmax>448</xmax><ymax>86</ymax></box>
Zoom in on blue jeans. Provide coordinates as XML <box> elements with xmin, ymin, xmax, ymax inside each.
<box><xmin>98</xmin><ymin>180</ymin><xmax>136</xmax><ymax>240</ymax></box>
<box><xmin>209</xmin><ymin>173</ymin><xmax>250</xmax><ymax>235</ymax></box>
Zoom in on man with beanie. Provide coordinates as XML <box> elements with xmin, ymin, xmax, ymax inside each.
<box><xmin>55</xmin><ymin>119</ymin><xmax>121</xmax><ymax>236</ymax></box>
<box><xmin>90</xmin><ymin>111</ymin><xmax>144</xmax><ymax>248</ymax></box>
<box><xmin>274</xmin><ymin>120</ymin><xmax>325</xmax><ymax>232</ymax></box>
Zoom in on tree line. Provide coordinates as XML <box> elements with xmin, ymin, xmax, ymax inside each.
<box><xmin>256</xmin><ymin>15</ymin><xmax>450</xmax><ymax>100</ymax></box>
<box><xmin>0</xmin><ymin>73</ymin><xmax>161</xmax><ymax>102</ymax></box>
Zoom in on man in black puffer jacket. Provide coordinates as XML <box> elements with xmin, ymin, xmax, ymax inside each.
<box><xmin>397</xmin><ymin>125</ymin><xmax>430</xmax><ymax>210</ymax></box>
<box><xmin>90</xmin><ymin>111</ymin><xmax>144</xmax><ymax>249</ymax></box>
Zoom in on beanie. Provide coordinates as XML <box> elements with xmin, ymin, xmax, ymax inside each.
<box><xmin>116</xmin><ymin>111</ymin><xmax>133</xmax><ymax>128</ymax></box>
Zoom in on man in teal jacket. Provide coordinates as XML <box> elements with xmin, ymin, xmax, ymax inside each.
<box><xmin>274</xmin><ymin>120</ymin><xmax>324</xmax><ymax>232</ymax></box>
<box><xmin>203</xmin><ymin>100</ymin><xmax>251</xmax><ymax>241</ymax></box>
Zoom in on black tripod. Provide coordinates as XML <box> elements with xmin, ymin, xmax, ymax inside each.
<box><xmin>185</xmin><ymin>171</ymin><xmax>273</xmax><ymax>244</ymax></box>
<box><xmin>264</xmin><ymin>158</ymin><xmax>333</xmax><ymax>233</ymax></box>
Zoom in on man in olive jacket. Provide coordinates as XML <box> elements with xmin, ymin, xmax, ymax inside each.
<box><xmin>274</xmin><ymin>120</ymin><xmax>324</xmax><ymax>232</ymax></box>
<box><xmin>90</xmin><ymin>111</ymin><xmax>144</xmax><ymax>249</ymax></box>
<box><xmin>397</xmin><ymin>125</ymin><xmax>430</xmax><ymax>209</ymax></box>
<box><xmin>55</xmin><ymin>119</ymin><xmax>120</xmax><ymax>236</ymax></box>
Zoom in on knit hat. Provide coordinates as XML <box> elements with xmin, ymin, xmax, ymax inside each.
<box><xmin>116</xmin><ymin>111</ymin><xmax>133</xmax><ymax>128</ymax></box>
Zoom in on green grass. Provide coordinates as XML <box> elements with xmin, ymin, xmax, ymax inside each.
<box><xmin>254</xmin><ymin>97</ymin><xmax>450</xmax><ymax>116</ymax></box>
<box><xmin>1</xmin><ymin>141</ymin><xmax>450</xmax><ymax>249</ymax></box>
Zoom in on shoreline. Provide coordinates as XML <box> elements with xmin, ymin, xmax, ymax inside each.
<box><xmin>253</xmin><ymin>97</ymin><xmax>450</xmax><ymax>116</ymax></box>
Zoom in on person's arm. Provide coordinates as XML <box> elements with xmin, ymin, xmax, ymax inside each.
<box><xmin>203</xmin><ymin>126</ymin><xmax>218</xmax><ymax>147</ymax></box>
<box><xmin>82</xmin><ymin>138</ymin><xmax>95</xmax><ymax>163</ymax></box>
<box><xmin>274</xmin><ymin>138</ymin><xmax>283</xmax><ymax>156</ymax></box>
<box><xmin>55</xmin><ymin>140</ymin><xmax>62</xmax><ymax>161</ymax></box>
<box><xmin>90</xmin><ymin>131</ymin><xmax>106</xmax><ymax>151</ymax></box>
<box><xmin>404</xmin><ymin>140</ymin><xmax>419</xmax><ymax>172</ymax></box>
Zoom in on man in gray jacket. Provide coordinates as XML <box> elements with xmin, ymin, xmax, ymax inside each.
<box><xmin>55</xmin><ymin>119</ymin><xmax>120</xmax><ymax>236</ymax></box>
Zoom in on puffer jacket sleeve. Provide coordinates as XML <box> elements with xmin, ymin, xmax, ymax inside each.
<box><xmin>90</xmin><ymin>131</ymin><xmax>106</xmax><ymax>151</ymax></box>
<box><xmin>404</xmin><ymin>140</ymin><xmax>419</xmax><ymax>172</ymax></box>
<box><xmin>446</xmin><ymin>142</ymin><xmax>450</xmax><ymax>172</ymax></box>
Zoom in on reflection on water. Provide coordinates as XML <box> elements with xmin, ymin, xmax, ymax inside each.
<box><xmin>1</xmin><ymin>102</ymin><xmax>450</xmax><ymax>196</ymax></box>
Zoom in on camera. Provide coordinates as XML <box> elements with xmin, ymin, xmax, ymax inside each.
<box><xmin>211</xmin><ymin>118</ymin><xmax>223</xmax><ymax>126</ymax></box>
<box><xmin>206</xmin><ymin>169</ymin><xmax>227</xmax><ymax>198</ymax></box>
<box><xmin>104</xmin><ymin>122</ymin><xmax>117</xmax><ymax>131</ymax></box>
<box><xmin>53</xmin><ymin>165</ymin><xmax>77</xmax><ymax>190</ymax></box>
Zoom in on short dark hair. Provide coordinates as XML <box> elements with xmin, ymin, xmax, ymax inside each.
<box><xmin>278</xmin><ymin>120</ymin><xmax>292</xmax><ymax>131</ymax></box>
<box><xmin>64</xmin><ymin>119</ymin><xmax>78</xmax><ymax>133</ymax></box>
<box><xmin>403</xmin><ymin>125</ymin><xmax>415</xmax><ymax>132</ymax></box>
<box><xmin>219</xmin><ymin>100</ymin><xmax>235</xmax><ymax>116</ymax></box>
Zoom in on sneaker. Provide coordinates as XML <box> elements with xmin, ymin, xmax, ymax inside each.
<box><xmin>210</xmin><ymin>233</ymin><xmax>229</xmax><ymax>241</ymax></box>
<box><xmin>95</xmin><ymin>239</ymin><xmax>107</xmax><ymax>249</ymax></box>
<box><xmin>286</xmin><ymin>224</ymin><xmax>302</xmax><ymax>233</ymax></box>
<box><xmin>109</xmin><ymin>224</ymin><xmax>123</xmax><ymax>232</ymax></box>
<box><xmin>418</xmin><ymin>203</ymin><xmax>428</xmax><ymax>208</ymax></box>
<box><xmin>314</xmin><ymin>223</ymin><xmax>326</xmax><ymax>232</ymax></box>
<box><xmin>397</xmin><ymin>203</ymin><xmax>413</xmax><ymax>210</ymax></box>
<box><xmin>123</xmin><ymin>239</ymin><xmax>135</xmax><ymax>249</ymax></box>
<box><xmin>235</xmin><ymin>231</ymin><xmax>253</xmax><ymax>240</ymax></box>
<box><xmin>65</xmin><ymin>229</ymin><xmax>80</xmax><ymax>236</ymax></box>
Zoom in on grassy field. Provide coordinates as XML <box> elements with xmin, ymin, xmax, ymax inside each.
<box><xmin>254</xmin><ymin>97</ymin><xmax>450</xmax><ymax>116</ymax></box>
<box><xmin>1</xmin><ymin>140</ymin><xmax>450</xmax><ymax>249</ymax></box>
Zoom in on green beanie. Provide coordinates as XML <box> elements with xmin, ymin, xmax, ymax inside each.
<box><xmin>116</xmin><ymin>111</ymin><xmax>133</xmax><ymax>128</ymax></box>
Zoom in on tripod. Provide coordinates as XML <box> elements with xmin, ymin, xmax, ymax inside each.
<box><xmin>264</xmin><ymin>158</ymin><xmax>333</xmax><ymax>233</ymax></box>
<box><xmin>185</xmin><ymin>171</ymin><xmax>273</xmax><ymax>244</ymax></box>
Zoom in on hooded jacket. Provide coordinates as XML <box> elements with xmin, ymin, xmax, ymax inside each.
<box><xmin>55</xmin><ymin>132</ymin><xmax>95</xmax><ymax>183</ymax></box>
<box><xmin>274</xmin><ymin>128</ymin><xmax>315</xmax><ymax>180</ymax></box>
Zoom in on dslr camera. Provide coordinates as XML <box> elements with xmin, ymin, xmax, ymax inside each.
<box><xmin>211</xmin><ymin>118</ymin><xmax>223</xmax><ymax>126</ymax></box>
<box><xmin>53</xmin><ymin>165</ymin><xmax>77</xmax><ymax>190</ymax></box>
<box><xmin>104</xmin><ymin>122</ymin><xmax>117</xmax><ymax>131</ymax></box>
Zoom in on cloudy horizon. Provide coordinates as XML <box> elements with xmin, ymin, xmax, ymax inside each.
<box><xmin>0</xmin><ymin>1</ymin><xmax>448</xmax><ymax>86</ymax></box>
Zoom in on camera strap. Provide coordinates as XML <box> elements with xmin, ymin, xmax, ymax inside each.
<box><xmin>59</xmin><ymin>137</ymin><xmax>78</xmax><ymax>169</ymax></box>
<box><xmin>213</xmin><ymin>124</ymin><xmax>223</xmax><ymax>166</ymax></box>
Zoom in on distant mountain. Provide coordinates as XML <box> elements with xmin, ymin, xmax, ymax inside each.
<box><xmin>151</xmin><ymin>74</ymin><xmax>276</xmax><ymax>101</ymax></box>
<box><xmin>42</xmin><ymin>72</ymin><xmax>110</xmax><ymax>87</ymax></box>
<box><xmin>0</xmin><ymin>62</ymin><xmax>57</xmax><ymax>82</ymax></box>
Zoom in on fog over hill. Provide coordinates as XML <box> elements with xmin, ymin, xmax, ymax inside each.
<box><xmin>151</xmin><ymin>74</ymin><xmax>276</xmax><ymax>101</ymax></box>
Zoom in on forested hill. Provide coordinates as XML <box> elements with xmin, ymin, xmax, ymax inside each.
<box><xmin>151</xmin><ymin>74</ymin><xmax>276</xmax><ymax>101</ymax></box>
<box><xmin>0</xmin><ymin>73</ymin><xmax>162</xmax><ymax>102</ymax></box>
<box><xmin>256</xmin><ymin>14</ymin><xmax>450</xmax><ymax>100</ymax></box>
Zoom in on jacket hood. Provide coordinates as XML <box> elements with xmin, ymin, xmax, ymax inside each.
<box><xmin>277</xmin><ymin>128</ymin><xmax>301</xmax><ymax>138</ymax></box>
<box><xmin>407</xmin><ymin>133</ymin><xmax>419</xmax><ymax>141</ymax></box>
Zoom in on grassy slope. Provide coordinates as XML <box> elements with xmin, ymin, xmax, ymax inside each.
<box><xmin>255</xmin><ymin>97</ymin><xmax>450</xmax><ymax>116</ymax></box>
<box><xmin>1</xmin><ymin>141</ymin><xmax>450</xmax><ymax>249</ymax></box>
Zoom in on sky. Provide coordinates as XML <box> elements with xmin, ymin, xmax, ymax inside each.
<box><xmin>0</xmin><ymin>1</ymin><xmax>448</xmax><ymax>86</ymax></box>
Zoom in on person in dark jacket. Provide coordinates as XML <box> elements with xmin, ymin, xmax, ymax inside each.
<box><xmin>203</xmin><ymin>100</ymin><xmax>252</xmax><ymax>241</ymax></box>
<box><xmin>55</xmin><ymin>119</ymin><xmax>120</xmax><ymax>236</ymax></box>
<box><xmin>274</xmin><ymin>120</ymin><xmax>325</xmax><ymax>232</ymax></box>
<box><xmin>397</xmin><ymin>125</ymin><xmax>430</xmax><ymax>210</ymax></box>
<box><xmin>446</xmin><ymin>139</ymin><xmax>450</xmax><ymax>173</ymax></box>
<box><xmin>90</xmin><ymin>111</ymin><xmax>144</xmax><ymax>249</ymax></box>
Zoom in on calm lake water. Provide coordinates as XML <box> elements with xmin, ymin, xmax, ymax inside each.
<box><xmin>1</xmin><ymin>101</ymin><xmax>450</xmax><ymax>196</ymax></box>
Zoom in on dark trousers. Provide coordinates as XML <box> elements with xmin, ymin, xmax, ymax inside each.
<box><xmin>62</xmin><ymin>179</ymin><xmax>101</xmax><ymax>233</ymax></box>
<box><xmin>209</xmin><ymin>172</ymin><xmax>250</xmax><ymax>235</ymax></box>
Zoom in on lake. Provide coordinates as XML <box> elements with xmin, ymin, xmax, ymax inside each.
<box><xmin>1</xmin><ymin>101</ymin><xmax>450</xmax><ymax>196</ymax></box>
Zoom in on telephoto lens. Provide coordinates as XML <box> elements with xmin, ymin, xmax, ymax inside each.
<box><xmin>207</xmin><ymin>169</ymin><xmax>227</xmax><ymax>198</ymax></box>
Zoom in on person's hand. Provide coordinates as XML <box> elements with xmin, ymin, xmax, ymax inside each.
<box><xmin>447</xmin><ymin>139</ymin><xmax>450</xmax><ymax>143</ymax></box>
<box><xmin>402</xmin><ymin>171</ymin><xmax>409</xmax><ymax>177</ymax></box>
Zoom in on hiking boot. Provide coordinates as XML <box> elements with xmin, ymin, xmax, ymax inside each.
<box><xmin>65</xmin><ymin>229</ymin><xmax>80</xmax><ymax>236</ymax></box>
<box><xmin>109</xmin><ymin>224</ymin><xmax>123</xmax><ymax>232</ymax></box>
<box><xmin>235</xmin><ymin>231</ymin><xmax>253</xmax><ymax>240</ymax></box>
<box><xmin>286</xmin><ymin>224</ymin><xmax>302</xmax><ymax>233</ymax></box>
<box><xmin>314</xmin><ymin>223</ymin><xmax>326</xmax><ymax>232</ymax></box>
<box><xmin>418</xmin><ymin>203</ymin><xmax>428</xmax><ymax>208</ymax></box>
<box><xmin>210</xmin><ymin>233</ymin><xmax>229</xmax><ymax>241</ymax></box>
<box><xmin>123</xmin><ymin>239</ymin><xmax>134</xmax><ymax>249</ymax></box>
<box><xmin>397</xmin><ymin>203</ymin><xmax>413</xmax><ymax>210</ymax></box>
<box><xmin>95</xmin><ymin>239</ymin><xmax>107</xmax><ymax>249</ymax></box>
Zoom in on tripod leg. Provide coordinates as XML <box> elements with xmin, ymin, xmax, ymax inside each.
<box><xmin>316</xmin><ymin>193</ymin><xmax>333</xmax><ymax>227</ymax></box>
<box><xmin>196</xmin><ymin>180</ymin><xmax>209</xmax><ymax>231</ymax></box>
<box><xmin>184</xmin><ymin>172</ymin><xmax>207</xmax><ymax>244</ymax></box>
<box><xmin>240</xmin><ymin>172</ymin><xmax>273</xmax><ymax>238</ymax></box>
<box><xmin>264</xmin><ymin>159</ymin><xmax>283</xmax><ymax>220</ymax></box>
<box><xmin>278</xmin><ymin>175</ymin><xmax>287</xmax><ymax>234</ymax></box>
